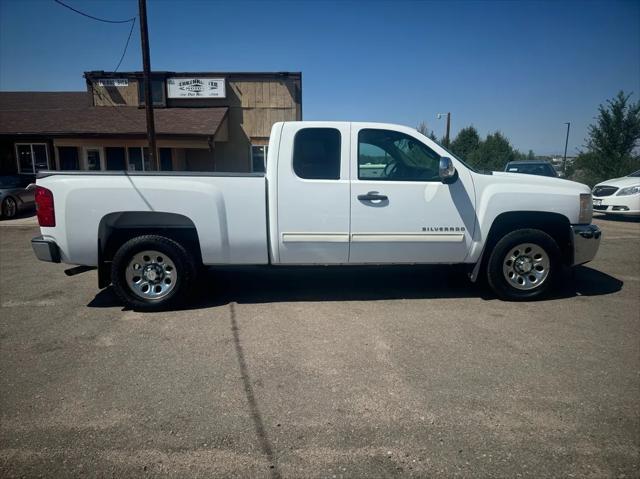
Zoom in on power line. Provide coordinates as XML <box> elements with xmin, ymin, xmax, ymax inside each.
<box><xmin>52</xmin><ymin>0</ymin><xmax>137</xmax><ymax>72</ymax></box>
<box><xmin>53</xmin><ymin>0</ymin><xmax>135</xmax><ymax>23</ymax></box>
<box><xmin>114</xmin><ymin>17</ymin><xmax>136</xmax><ymax>72</ymax></box>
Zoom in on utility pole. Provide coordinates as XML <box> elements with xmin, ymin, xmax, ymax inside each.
<box><xmin>445</xmin><ymin>112</ymin><xmax>451</xmax><ymax>147</ymax></box>
<box><xmin>563</xmin><ymin>122</ymin><xmax>571</xmax><ymax>176</ymax></box>
<box><xmin>436</xmin><ymin>112</ymin><xmax>451</xmax><ymax>147</ymax></box>
<box><xmin>138</xmin><ymin>0</ymin><xmax>158</xmax><ymax>170</ymax></box>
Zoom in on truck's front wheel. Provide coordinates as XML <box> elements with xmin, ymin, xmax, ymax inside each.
<box><xmin>111</xmin><ymin>235</ymin><xmax>197</xmax><ymax>311</ymax></box>
<box><xmin>486</xmin><ymin>229</ymin><xmax>560</xmax><ymax>301</ymax></box>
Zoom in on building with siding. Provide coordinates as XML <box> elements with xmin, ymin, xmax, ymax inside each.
<box><xmin>0</xmin><ymin>71</ymin><xmax>302</xmax><ymax>175</ymax></box>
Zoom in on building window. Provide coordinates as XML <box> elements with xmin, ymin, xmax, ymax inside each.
<box><xmin>15</xmin><ymin>143</ymin><xmax>49</xmax><ymax>174</ymax></box>
<box><xmin>358</xmin><ymin>129</ymin><xmax>441</xmax><ymax>181</ymax></box>
<box><xmin>251</xmin><ymin>145</ymin><xmax>267</xmax><ymax>173</ymax></box>
<box><xmin>127</xmin><ymin>147</ymin><xmax>151</xmax><ymax>171</ymax></box>
<box><xmin>138</xmin><ymin>79</ymin><xmax>165</xmax><ymax>106</ymax></box>
<box><xmin>58</xmin><ymin>146</ymin><xmax>79</xmax><ymax>170</ymax></box>
<box><xmin>84</xmin><ymin>147</ymin><xmax>103</xmax><ymax>171</ymax></box>
<box><xmin>159</xmin><ymin>148</ymin><xmax>173</xmax><ymax>171</ymax></box>
<box><xmin>292</xmin><ymin>128</ymin><xmax>341</xmax><ymax>180</ymax></box>
<box><xmin>105</xmin><ymin>147</ymin><xmax>126</xmax><ymax>170</ymax></box>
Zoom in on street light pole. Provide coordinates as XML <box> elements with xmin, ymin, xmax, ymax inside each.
<box><xmin>563</xmin><ymin>122</ymin><xmax>571</xmax><ymax>176</ymax></box>
<box><xmin>138</xmin><ymin>0</ymin><xmax>158</xmax><ymax>170</ymax></box>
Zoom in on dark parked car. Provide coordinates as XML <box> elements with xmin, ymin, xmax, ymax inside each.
<box><xmin>0</xmin><ymin>175</ymin><xmax>36</xmax><ymax>219</ymax></box>
<box><xmin>504</xmin><ymin>160</ymin><xmax>558</xmax><ymax>178</ymax></box>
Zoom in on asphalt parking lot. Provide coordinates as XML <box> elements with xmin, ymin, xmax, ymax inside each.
<box><xmin>1</xmin><ymin>215</ymin><xmax>638</xmax><ymax>478</ymax></box>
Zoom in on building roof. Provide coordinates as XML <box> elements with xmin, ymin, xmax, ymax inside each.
<box><xmin>85</xmin><ymin>70</ymin><xmax>301</xmax><ymax>80</ymax></box>
<box><xmin>0</xmin><ymin>92</ymin><xmax>91</xmax><ymax>111</ymax></box>
<box><xmin>0</xmin><ymin>106</ymin><xmax>228</xmax><ymax>137</ymax></box>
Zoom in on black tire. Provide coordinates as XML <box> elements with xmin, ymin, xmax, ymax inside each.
<box><xmin>1</xmin><ymin>196</ymin><xmax>18</xmax><ymax>219</ymax></box>
<box><xmin>111</xmin><ymin>235</ymin><xmax>197</xmax><ymax>311</ymax></box>
<box><xmin>486</xmin><ymin>228</ymin><xmax>561</xmax><ymax>301</ymax></box>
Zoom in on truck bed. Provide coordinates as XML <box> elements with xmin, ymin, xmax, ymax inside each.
<box><xmin>36</xmin><ymin>171</ymin><xmax>269</xmax><ymax>266</ymax></box>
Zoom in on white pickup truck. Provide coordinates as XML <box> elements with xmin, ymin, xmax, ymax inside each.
<box><xmin>31</xmin><ymin>121</ymin><xmax>601</xmax><ymax>309</ymax></box>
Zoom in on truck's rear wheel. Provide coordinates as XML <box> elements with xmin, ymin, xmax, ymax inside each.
<box><xmin>111</xmin><ymin>235</ymin><xmax>197</xmax><ymax>311</ymax></box>
<box><xmin>486</xmin><ymin>229</ymin><xmax>560</xmax><ymax>301</ymax></box>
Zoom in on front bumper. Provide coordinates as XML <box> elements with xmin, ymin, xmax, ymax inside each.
<box><xmin>31</xmin><ymin>236</ymin><xmax>60</xmax><ymax>263</ymax></box>
<box><xmin>593</xmin><ymin>194</ymin><xmax>640</xmax><ymax>216</ymax></box>
<box><xmin>571</xmin><ymin>224</ymin><xmax>601</xmax><ymax>266</ymax></box>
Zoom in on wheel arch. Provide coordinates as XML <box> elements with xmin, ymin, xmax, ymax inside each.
<box><xmin>471</xmin><ymin>210</ymin><xmax>573</xmax><ymax>282</ymax></box>
<box><xmin>97</xmin><ymin>211</ymin><xmax>202</xmax><ymax>288</ymax></box>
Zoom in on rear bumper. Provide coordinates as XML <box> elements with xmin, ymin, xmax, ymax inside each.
<box><xmin>31</xmin><ymin>236</ymin><xmax>60</xmax><ymax>263</ymax></box>
<box><xmin>571</xmin><ymin>224</ymin><xmax>601</xmax><ymax>266</ymax></box>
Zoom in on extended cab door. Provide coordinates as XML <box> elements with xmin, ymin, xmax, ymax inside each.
<box><xmin>349</xmin><ymin>124</ymin><xmax>476</xmax><ymax>264</ymax></box>
<box><xmin>276</xmin><ymin>122</ymin><xmax>351</xmax><ymax>264</ymax></box>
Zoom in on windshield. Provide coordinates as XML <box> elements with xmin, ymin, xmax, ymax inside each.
<box><xmin>505</xmin><ymin>163</ymin><xmax>557</xmax><ymax>177</ymax></box>
<box><xmin>628</xmin><ymin>170</ymin><xmax>640</xmax><ymax>177</ymax></box>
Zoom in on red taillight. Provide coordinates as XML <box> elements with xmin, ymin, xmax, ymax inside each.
<box><xmin>35</xmin><ymin>186</ymin><xmax>55</xmax><ymax>227</ymax></box>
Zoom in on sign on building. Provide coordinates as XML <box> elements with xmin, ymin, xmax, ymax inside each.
<box><xmin>167</xmin><ymin>78</ymin><xmax>226</xmax><ymax>98</ymax></box>
<box><xmin>96</xmin><ymin>79</ymin><xmax>129</xmax><ymax>87</ymax></box>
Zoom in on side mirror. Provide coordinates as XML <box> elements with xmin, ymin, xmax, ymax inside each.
<box><xmin>25</xmin><ymin>183</ymin><xmax>36</xmax><ymax>191</ymax></box>
<box><xmin>439</xmin><ymin>157</ymin><xmax>456</xmax><ymax>183</ymax></box>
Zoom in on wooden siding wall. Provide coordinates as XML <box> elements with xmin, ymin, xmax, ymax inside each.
<box><xmin>233</xmin><ymin>79</ymin><xmax>300</xmax><ymax>137</ymax></box>
<box><xmin>86</xmin><ymin>74</ymin><xmax>301</xmax><ymax>172</ymax></box>
<box><xmin>91</xmin><ymin>80</ymin><xmax>140</xmax><ymax>107</ymax></box>
<box><xmin>88</xmin><ymin>76</ymin><xmax>301</xmax><ymax>136</ymax></box>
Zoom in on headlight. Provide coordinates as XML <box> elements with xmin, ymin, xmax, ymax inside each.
<box><xmin>579</xmin><ymin>193</ymin><xmax>593</xmax><ymax>224</ymax></box>
<box><xmin>616</xmin><ymin>185</ymin><xmax>640</xmax><ymax>196</ymax></box>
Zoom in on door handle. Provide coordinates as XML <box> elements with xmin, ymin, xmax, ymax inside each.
<box><xmin>357</xmin><ymin>192</ymin><xmax>388</xmax><ymax>201</ymax></box>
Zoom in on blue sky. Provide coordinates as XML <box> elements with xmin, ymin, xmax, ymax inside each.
<box><xmin>1</xmin><ymin>0</ymin><xmax>638</xmax><ymax>155</ymax></box>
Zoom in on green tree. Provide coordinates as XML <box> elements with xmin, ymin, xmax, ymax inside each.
<box><xmin>468</xmin><ymin>132</ymin><xmax>517</xmax><ymax>170</ymax></box>
<box><xmin>567</xmin><ymin>151</ymin><xmax>600</xmax><ymax>186</ymax></box>
<box><xmin>573</xmin><ymin>91</ymin><xmax>640</xmax><ymax>185</ymax></box>
<box><xmin>416</xmin><ymin>121</ymin><xmax>438</xmax><ymax>142</ymax></box>
<box><xmin>449</xmin><ymin>126</ymin><xmax>480</xmax><ymax>161</ymax></box>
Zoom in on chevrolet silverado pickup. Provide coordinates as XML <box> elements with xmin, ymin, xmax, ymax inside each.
<box><xmin>31</xmin><ymin>121</ymin><xmax>601</xmax><ymax>309</ymax></box>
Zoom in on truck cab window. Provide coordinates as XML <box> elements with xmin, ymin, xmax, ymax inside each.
<box><xmin>293</xmin><ymin>128</ymin><xmax>341</xmax><ymax>180</ymax></box>
<box><xmin>358</xmin><ymin>129</ymin><xmax>440</xmax><ymax>181</ymax></box>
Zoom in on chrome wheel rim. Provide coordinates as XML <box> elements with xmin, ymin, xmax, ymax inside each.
<box><xmin>3</xmin><ymin>198</ymin><xmax>16</xmax><ymax>218</ymax></box>
<box><xmin>125</xmin><ymin>250</ymin><xmax>177</xmax><ymax>300</ymax></box>
<box><xmin>502</xmin><ymin>242</ymin><xmax>550</xmax><ymax>291</ymax></box>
